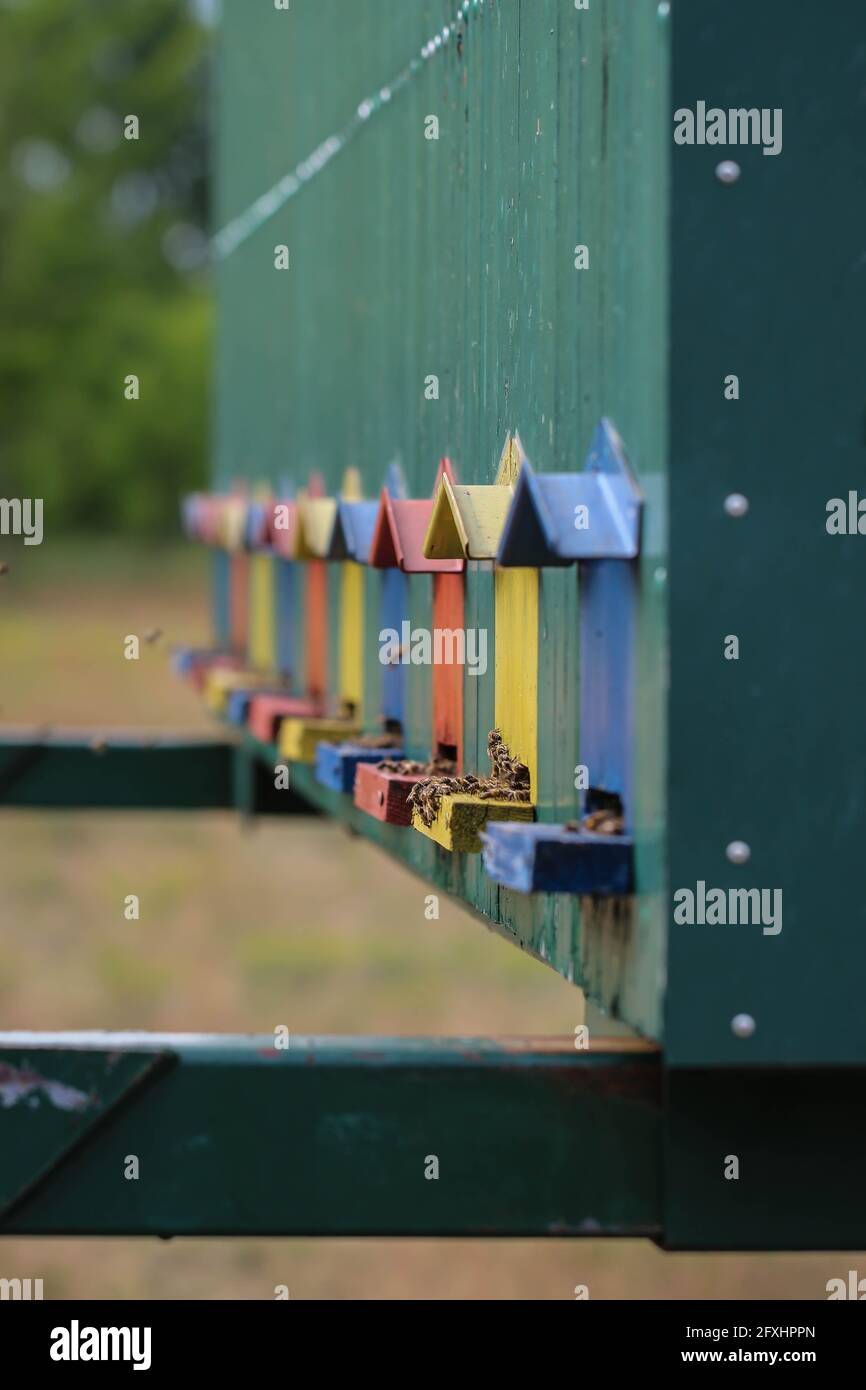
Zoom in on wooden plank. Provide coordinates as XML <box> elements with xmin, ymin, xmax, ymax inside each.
<box><xmin>0</xmin><ymin>732</ymin><xmax>237</xmax><ymax>811</ymax></box>
<box><xmin>338</xmin><ymin>561</ymin><xmax>364</xmax><ymax>713</ymax></box>
<box><xmin>494</xmin><ymin>567</ymin><xmax>539</xmax><ymax>797</ymax></box>
<box><xmin>304</xmin><ymin>560</ymin><xmax>328</xmax><ymax>700</ymax></box>
<box><xmin>379</xmin><ymin>568</ymin><xmax>407</xmax><ymax>728</ymax></box>
<box><xmin>580</xmin><ymin>560</ymin><xmax>637</xmax><ymax>826</ymax></box>
<box><xmin>228</xmin><ymin>552</ymin><xmax>249</xmax><ymax>654</ymax></box>
<box><xmin>273</xmin><ymin>559</ymin><xmax>296</xmax><ymax>676</ymax></box>
<box><xmin>203</xmin><ymin>666</ymin><xmax>274</xmax><ymax>715</ymax></box>
<box><xmin>354</xmin><ymin>763</ymin><xmax>418</xmax><ymax>826</ymax></box>
<box><xmin>315</xmin><ymin>742</ymin><xmax>402</xmax><ymax>795</ymax></box>
<box><xmin>248</xmin><ymin>553</ymin><xmax>276</xmax><ymax>670</ymax></box>
<box><xmin>278</xmin><ymin>716</ymin><xmax>361</xmax><ymax>764</ymax></box>
<box><xmin>413</xmin><ymin>793</ymin><xmax>534</xmax><ymax>855</ymax></box>
<box><xmin>482</xmin><ymin>824</ymin><xmax>635</xmax><ymax>895</ymax></box>
<box><xmin>431</xmin><ymin>572</ymin><xmax>464</xmax><ymax>766</ymax></box>
<box><xmin>0</xmin><ymin>1034</ymin><xmax>661</xmax><ymax>1238</ymax></box>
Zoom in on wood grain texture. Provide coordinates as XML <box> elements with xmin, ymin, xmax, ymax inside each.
<box><xmin>214</xmin><ymin>0</ymin><xmax>669</xmax><ymax>1036</ymax></box>
<box><xmin>354</xmin><ymin>763</ymin><xmax>419</xmax><ymax>826</ymax></box>
<box><xmin>413</xmin><ymin>794</ymin><xmax>535</xmax><ymax>855</ymax></box>
<box><xmin>338</xmin><ymin>562</ymin><xmax>364</xmax><ymax>712</ymax></box>
<box><xmin>494</xmin><ymin>567</ymin><xmax>538</xmax><ymax>796</ymax></box>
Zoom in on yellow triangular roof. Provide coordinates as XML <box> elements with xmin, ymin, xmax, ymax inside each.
<box><xmin>422</xmin><ymin>434</ymin><xmax>524</xmax><ymax>561</ymax></box>
<box><xmin>296</xmin><ymin>494</ymin><xmax>337</xmax><ymax>559</ymax></box>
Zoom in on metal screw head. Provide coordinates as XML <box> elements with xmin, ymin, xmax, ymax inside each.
<box><xmin>731</xmin><ymin>1013</ymin><xmax>756</xmax><ymax>1039</ymax></box>
<box><xmin>726</xmin><ymin>840</ymin><xmax>751</xmax><ymax>865</ymax></box>
<box><xmin>724</xmin><ymin>492</ymin><xmax>749</xmax><ymax>518</ymax></box>
<box><xmin>716</xmin><ymin>160</ymin><xmax>741</xmax><ymax>185</ymax></box>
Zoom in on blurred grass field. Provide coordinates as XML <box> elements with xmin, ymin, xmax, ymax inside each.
<box><xmin>0</xmin><ymin>542</ymin><xmax>853</xmax><ymax>1298</ymax></box>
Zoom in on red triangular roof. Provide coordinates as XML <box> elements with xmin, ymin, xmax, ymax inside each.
<box><xmin>369</xmin><ymin>459</ymin><xmax>464</xmax><ymax>573</ymax></box>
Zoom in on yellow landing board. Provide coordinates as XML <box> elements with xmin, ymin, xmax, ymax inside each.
<box><xmin>204</xmin><ymin>668</ymin><xmax>275</xmax><ymax>715</ymax></box>
<box><xmin>278</xmin><ymin>717</ymin><xmax>361</xmax><ymax>764</ymax></box>
<box><xmin>412</xmin><ymin>794</ymin><xmax>534</xmax><ymax>854</ymax></box>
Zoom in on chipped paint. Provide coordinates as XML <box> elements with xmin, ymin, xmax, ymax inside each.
<box><xmin>0</xmin><ymin>1063</ymin><xmax>91</xmax><ymax>1113</ymax></box>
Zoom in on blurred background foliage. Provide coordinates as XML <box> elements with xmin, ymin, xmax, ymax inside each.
<box><xmin>0</xmin><ymin>0</ymin><xmax>213</xmax><ymax>536</ymax></box>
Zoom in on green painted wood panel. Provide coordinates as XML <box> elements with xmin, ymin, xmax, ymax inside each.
<box><xmin>0</xmin><ymin>1035</ymin><xmax>661</xmax><ymax>1237</ymax></box>
<box><xmin>213</xmin><ymin>0</ymin><xmax>669</xmax><ymax>1038</ymax></box>
<box><xmin>667</xmin><ymin>0</ymin><xmax>866</xmax><ymax>1065</ymax></box>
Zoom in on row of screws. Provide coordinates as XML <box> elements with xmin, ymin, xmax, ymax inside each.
<box><xmin>720</xmin><ymin>160</ymin><xmax>751</xmax><ymax>1040</ymax></box>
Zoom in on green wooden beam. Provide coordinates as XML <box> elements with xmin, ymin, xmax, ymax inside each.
<box><xmin>0</xmin><ymin>729</ymin><xmax>313</xmax><ymax>814</ymax></box>
<box><xmin>0</xmin><ymin>1035</ymin><xmax>661</xmax><ymax>1237</ymax></box>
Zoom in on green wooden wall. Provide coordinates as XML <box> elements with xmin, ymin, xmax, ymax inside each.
<box><xmin>667</xmin><ymin>0</ymin><xmax>866</xmax><ymax>1067</ymax></box>
<box><xmin>214</xmin><ymin>0</ymin><xmax>669</xmax><ymax>1039</ymax></box>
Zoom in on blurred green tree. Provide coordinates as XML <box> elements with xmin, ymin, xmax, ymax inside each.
<box><xmin>0</xmin><ymin>0</ymin><xmax>212</xmax><ymax>536</ymax></box>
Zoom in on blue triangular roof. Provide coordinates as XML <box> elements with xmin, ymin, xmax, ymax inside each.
<box><xmin>497</xmin><ymin>418</ymin><xmax>642</xmax><ymax>565</ymax></box>
<box><xmin>328</xmin><ymin>499</ymin><xmax>380</xmax><ymax>562</ymax></box>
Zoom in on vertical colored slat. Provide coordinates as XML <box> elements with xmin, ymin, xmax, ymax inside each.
<box><xmin>248</xmin><ymin>553</ymin><xmax>276</xmax><ymax>670</ymax></box>
<box><xmin>229</xmin><ymin>553</ymin><xmax>249</xmax><ymax>655</ymax></box>
<box><xmin>380</xmin><ymin>568</ymin><xmax>407</xmax><ymax>727</ymax></box>
<box><xmin>403</xmin><ymin>573</ymin><xmax>431</xmax><ymax>762</ymax></box>
<box><xmin>336</xmin><ymin>469</ymin><xmax>365</xmax><ymax>714</ymax></box>
<box><xmin>274</xmin><ymin>559</ymin><xmax>296</xmax><ymax>677</ymax></box>
<box><xmin>212</xmin><ymin>550</ymin><xmax>231</xmax><ymax>647</ymax></box>
<box><xmin>339</xmin><ymin>561</ymin><xmax>365</xmax><ymax>714</ymax></box>
<box><xmin>578</xmin><ymin>559</ymin><xmax>637</xmax><ymax>827</ymax></box>
<box><xmin>493</xmin><ymin>567</ymin><xmax>538</xmax><ymax>796</ymax></box>
<box><xmin>431</xmin><ymin>571</ymin><xmax>464</xmax><ymax>767</ymax></box>
<box><xmin>305</xmin><ymin>561</ymin><xmax>328</xmax><ymax>700</ymax></box>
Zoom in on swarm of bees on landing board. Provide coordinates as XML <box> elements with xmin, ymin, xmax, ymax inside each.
<box><xmin>407</xmin><ymin>728</ymin><xmax>531</xmax><ymax>828</ymax></box>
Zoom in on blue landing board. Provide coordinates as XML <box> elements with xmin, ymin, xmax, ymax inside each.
<box><xmin>226</xmin><ymin>689</ymin><xmax>260</xmax><ymax>725</ymax></box>
<box><xmin>481</xmin><ymin>823</ymin><xmax>634</xmax><ymax>895</ymax></box>
<box><xmin>315</xmin><ymin>741</ymin><xmax>405</xmax><ymax>794</ymax></box>
<box><xmin>171</xmin><ymin>646</ymin><xmax>229</xmax><ymax>677</ymax></box>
